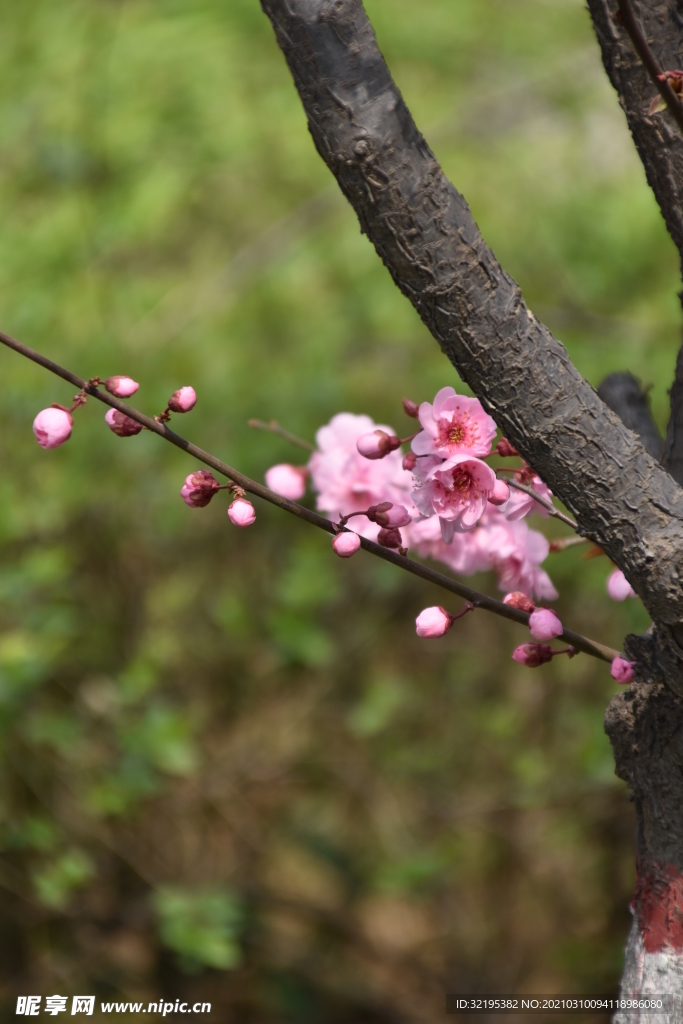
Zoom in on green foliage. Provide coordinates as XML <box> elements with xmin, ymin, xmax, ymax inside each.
<box><xmin>154</xmin><ymin>887</ymin><xmax>242</xmax><ymax>972</ymax></box>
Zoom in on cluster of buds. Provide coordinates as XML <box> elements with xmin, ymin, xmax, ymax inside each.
<box><xmin>333</xmin><ymin>502</ymin><xmax>413</xmax><ymax>558</ymax></box>
<box><xmin>503</xmin><ymin>591</ymin><xmax>563</xmax><ymax>641</ymax></box>
<box><xmin>180</xmin><ymin>470</ymin><xmax>256</xmax><ymax>527</ymax></box>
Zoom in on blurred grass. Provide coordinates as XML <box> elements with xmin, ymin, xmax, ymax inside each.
<box><xmin>0</xmin><ymin>0</ymin><xmax>673</xmax><ymax>1019</ymax></box>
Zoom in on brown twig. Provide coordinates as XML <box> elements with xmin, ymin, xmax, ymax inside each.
<box><xmin>0</xmin><ymin>329</ymin><xmax>618</xmax><ymax>663</ymax></box>
<box><xmin>247</xmin><ymin>417</ymin><xmax>315</xmax><ymax>451</ymax></box>
<box><xmin>499</xmin><ymin>474</ymin><xmax>579</xmax><ymax>530</ymax></box>
<box><xmin>617</xmin><ymin>0</ymin><xmax>683</xmax><ymax>133</ymax></box>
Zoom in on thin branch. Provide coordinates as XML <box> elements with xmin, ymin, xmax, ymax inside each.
<box><xmin>549</xmin><ymin>536</ymin><xmax>589</xmax><ymax>553</ymax></box>
<box><xmin>0</xmin><ymin>329</ymin><xmax>618</xmax><ymax>663</ymax></box>
<box><xmin>502</xmin><ymin>477</ymin><xmax>578</xmax><ymax>531</ymax></box>
<box><xmin>247</xmin><ymin>417</ymin><xmax>315</xmax><ymax>451</ymax></box>
<box><xmin>616</xmin><ymin>0</ymin><xmax>683</xmax><ymax>135</ymax></box>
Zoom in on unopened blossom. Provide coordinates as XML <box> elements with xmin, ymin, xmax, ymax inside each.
<box><xmin>611</xmin><ymin>656</ymin><xmax>636</xmax><ymax>684</ymax></box>
<box><xmin>501</xmin><ymin>474</ymin><xmax>553</xmax><ymax>521</ymax></box>
<box><xmin>412</xmin><ymin>386</ymin><xmax>497</xmax><ymax>459</ymax></box>
<box><xmin>415</xmin><ymin>606</ymin><xmax>454</xmax><ymax>638</ymax></box>
<box><xmin>265</xmin><ymin>463</ymin><xmax>308</xmax><ymax>500</ymax></box>
<box><xmin>105</xmin><ymin>408</ymin><xmax>143</xmax><ymax>437</ymax></box>
<box><xmin>377</xmin><ymin>527</ymin><xmax>403</xmax><ymax>549</ymax></box>
<box><xmin>495</xmin><ymin>438</ymin><xmax>519</xmax><ymax>457</ymax></box>
<box><xmin>356</xmin><ymin>429</ymin><xmax>401</xmax><ymax>460</ymax></box>
<box><xmin>402</xmin><ymin>451</ymin><xmax>417</xmax><ymax>472</ymax></box>
<box><xmin>607</xmin><ymin>569</ymin><xmax>636</xmax><ymax>601</ymax></box>
<box><xmin>529</xmin><ymin>607</ymin><xmax>563</xmax><ymax>641</ymax></box>
<box><xmin>366</xmin><ymin>502</ymin><xmax>412</xmax><ymax>528</ymax></box>
<box><xmin>181</xmin><ymin>470</ymin><xmax>221</xmax><ymax>508</ymax></box>
<box><xmin>104</xmin><ymin>376</ymin><xmax>139</xmax><ymax>398</ymax></box>
<box><xmin>332</xmin><ymin>531</ymin><xmax>361</xmax><ymax>557</ymax></box>
<box><xmin>412</xmin><ymin>453</ymin><xmax>496</xmax><ymax>539</ymax></box>
<box><xmin>228</xmin><ymin>497</ymin><xmax>256</xmax><ymax>526</ymax></box>
<box><xmin>503</xmin><ymin>591</ymin><xmax>536</xmax><ymax>613</ymax></box>
<box><xmin>168</xmin><ymin>386</ymin><xmax>197</xmax><ymax>413</ymax></box>
<box><xmin>512</xmin><ymin>643</ymin><xmax>554</xmax><ymax>667</ymax></box>
<box><xmin>488</xmin><ymin>479</ymin><xmax>510</xmax><ymax>506</ymax></box>
<box><xmin>33</xmin><ymin>408</ymin><xmax>73</xmax><ymax>449</ymax></box>
<box><xmin>402</xmin><ymin>398</ymin><xmax>419</xmax><ymax>419</ymax></box>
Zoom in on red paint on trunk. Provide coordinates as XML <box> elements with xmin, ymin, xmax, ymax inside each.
<box><xmin>633</xmin><ymin>863</ymin><xmax>683</xmax><ymax>952</ymax></box>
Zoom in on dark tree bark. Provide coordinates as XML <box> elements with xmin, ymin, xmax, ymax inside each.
<box><xmin>259</xmin><ymin>0</ymin><xmax>683</xmax><ymax>1009</ymax></box>
<box><xmin>598</xmin><ymin>372</ymin><xmax>663</xmax><ymax>460</ymax></box>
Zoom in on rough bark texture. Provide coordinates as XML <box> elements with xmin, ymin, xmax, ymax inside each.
<box><xmin>259</xmin><ymin>0</ymin><xmax>683</xmax><ymax>691</ymax></box>
<box><xmin>664</xmin><ymin>341</ymin><xmax>683</xmax><ymax>487</ymax></box>
<box><xmin>598</xmin><ymin>372</ymin><xmax>664</xmax><ymax>460</ymax></box>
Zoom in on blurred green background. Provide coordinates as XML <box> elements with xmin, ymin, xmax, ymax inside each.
<box><xmin>0</xmin><ymin>0</ymin><xmax>673</xmax><ymax>1020</ymax></box>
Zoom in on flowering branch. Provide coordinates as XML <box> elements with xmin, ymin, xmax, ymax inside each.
<box><xmin>501</xmin><ymin>476</ymin><xmax>578</xmax><ymax>531</ymax></box>
<box><xmin>0</xmin><ymin>328</ymin><xmax>618</xmax><ymax>664</ymax></box>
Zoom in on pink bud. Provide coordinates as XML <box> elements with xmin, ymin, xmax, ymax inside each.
<box><xmin>332</xmin><ymin>531</ymin><xmax>361</xmax><ymax>557</ymax></box>
<box><xmin>488</xmin><ymin>479</ymin><xmax>510</xmax><ymax>506</ymax></box>
<box><xmin>367</xmin><ymin>502</ymin><xmax>412</xmax><ymax>528</ymax></box>
<box><xmin>416</xmin><ymin>606</ymin><xmax>454</xmax><ymax>639</ymax></box>
<box><xmin>181</xmin><ymin>470</ymin><xmax>221</xmax><ymax>508</ymax></box>
<box><xmin>356</xmin><ymin>429</ymin><xmax>401</xmax><ymax>460</ymax></box>
<box><xmin>264</xmin><ymin>463</ymin><xmax>308</xmax><ymax>501</ymax></box>
<box><xmin>503</xmin><ymin>592</ymin><xmax>536</xmax><ymax>613</ymax></box>
<box><xmin>512</xmin><ymin>643</ymin><xmax>554</xmax><ymax>667</ymax></box>
<box><xmin>611</xmin><ymin>656</ymin><xmax>636</xmax><ymax>684</ymax></box>
<box><xmin>528</xmin><ymin>607</ymin><xmax>563</xmax><ymax>641</ymax></box>
<box><xmin>402</xmin><ymin>397</ymin><xmax>420</xmax><ymax>419</ymax></box>
<box><xmin>607</xmin><ymin>569</ymin><xmax>636</xmax><ymax>601</ymax></box>
<box><xmin>33</xmin><ymin>407</ymin><xmax>73</xmax><ymax>449</ymax></box>
<box><xmin>495</xmin><ymin>438</ymin><xmax>519</xmax><ymax>457</ymax></box>
<box><xmin>167</xmin><ymin>386</ymin><xmax>197</xmax><ymax>413</ymax></box>
<box><xmin>402</xmin><ymin>451</ymin><xmax>417</xmax><ymax>472</ymax></box>
<box><xmin>377</xmin><ymin>527</ymin><xmax>403</xmax><ymax>549</ymax></box>
<box><xmin>105</xmin><ymin>408</ymin><xmax>143</xmax><ymax>437</ymax></box>
<box><xmin>228</xmin><ymin>497</ymin><xmax>256</xmax><ymax>527</ymax></box>
<box><xmin>104</xmin><ymin>376</ymin><xmax>139</xmax><ymax>398</ymax></box>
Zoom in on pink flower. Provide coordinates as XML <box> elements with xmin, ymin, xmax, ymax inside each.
<box><xmin>478</xmin><ymin>510</ymin><xmax>558</xmax><ymax>601</ymax></box>
<box><xmin>181</xmin><ymin>470</ymin><xmax>221</xmax><ymax>508</ymax></box>
<box><xmin>500</xmin><ymin>474</ymin><xmax>553</xmax><ymax>520</ymax></box>
<box><xmin>412</xmin><ymin>386</ymin><xmax>497</xmax><ymax>459</ymax></box>
<box><xmin>607</xmin><ymin>569</ymin><xmax>636</xmax><ymax>601</ymax></box>
<box><xmin>105</xmin><ymin>408</ymin><xmax>143</xmax><ymax>437</ymax></box>
<box><xmin>415</xmin><ymin>606</ymin><xmax>454</xmax><ymax>638</ymax></box>
<box><xmin>503</xmin><ymin>592</ymin><xmax>536</xmax><ymax>613</ymax></box>
<box><xmin>489</xmin><ymin>479</ymin><xmax>510</xmax><ymax>506</ymax></box>
<box><xmin>611</xmin><ymin>656</ymin><xmax>636</xmax><ymax>684</ymax></box>
<box><xmin>512</xmin><ymin>643</ymin><xmax>554</xmax><ymax>667</ymax></box>
<box><xmin>332</xmin><ymin>532</ymin><xmax>361</xmax><ymax>557</ymax></box>
<box><xmin>104</xmin><ymin>376</ymin><xmax>139</xmax><ymax>398</ymax></box>
<box><xmin>33</xmin><ymin>408</ymin><xmax>73</xmax><ymax>449</ymax></box>
<box><xmin>228</xmin><ymin>498</ymin><xmax>256</xmax><ymax>526</ymax></box>
<box><xmin>404</xmin><ymin>515</ymin><xmax>490</xmax><ymax>576</ymax></box>
<box><xmin>528</xmin><ymin>607</ymin><xmax>563</xmax><ymax>641</ymax></box>
<box><xmin>309</xmin><ymin>413</ymin><xmax>414</xmax><ymax>541</ymax></box>
<box><xmin>265</xmin><ymin>464</ymin><xmax>308</xmax><ymax>501</ymax></box>
<box><xmin>356</xmin><ymin>430</ymin><xmax>401</xmax><ymax>460</ymax></box>
<box><xmin>366</xmin><ymin>503</ymin><xmax>412</xmax><ymax>528</ymax></box>
<box><xmin>412</xmin><ymin>453</ymin><xmax>496</xmax><ymax>538</ymax></box>
<box><xmin>168</xmin><ymin>386</ymin><xmax>197</xmax><ymax>413</ymax></box>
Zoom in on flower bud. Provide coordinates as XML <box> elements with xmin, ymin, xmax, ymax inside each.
<box><xmin>265</xmin><ymin>463</ymin><xmax>308</xmax><ymax>501</ymax></box>
<box><xmin>105</xmin><ymin>408</ymin><xmax>143</xmax><ymax>437</ymax></box>
<box><xmin>528</xmin><ymin>607</ymin><xmax>563</xmax><ymax>641</ymax></box>
<box><xmin>228</xmin><ymin>497</ymin><xmax>256</xmax><ymax>527</ymax></box>
<box><xmin>488</xmin><ymin>479</ymin><xmax>511</xmax><ymax>505</ymax></box>
<box><xmin>512</xmin><ymin>643</ymin><xmax>554</xmax><ymax>667</ymax></box>
<box><xmin>495</xmin><ymin>438</ymin><xmax>519</xmax><ymax>457</ymax></box>
<box><xmin>402</xmin><ymin>397</ymin><xmax>420</xmax><ymax>419</ymax></box>
<box><xmin>181</xmin><ymin>470</ymin><xmax>221</xmax><ymax>508</ymax></box>
<box><xmin>415</xmin><ymin>606</ymin><xmax>454</xmax><ymax>638</ymax></box>
<box><xmin>367</xmin><ymin>502</ymin><xmax>412</xmax><ymax>528</ymax></box>
<box><xmin>333</xmin><ymin>531</ymin><xmax>361</xmax><ymax>558</ymax></box>
<box><xmin>167</xmin><ymin>386</ymin><xmax>197</xmax><ymax>413</ymax></box>
<box><xmin>503</xmin><ymin>592</ymin><xmax>536</xmax><ymax>613</ymax></box>
<box><xmin>607</xmin><ymin>569</ymin><xmax>636</xmax><ymax>601</ymax></box>
<box><xmin>356</xmin><ymin>429</ymin><xmax>401</xmax><ymax>460</ymax></box>
<box><xmin>377</xmin><ymin>527</ymin><xmax>403</xmax><ymax>549</ymax></box>
<box><xmin>402</xmin><ymin>451</ymin><xmax>417</xmax><ymax>472</ymax></box>
<box><xmin>33</xmin><ymin>407</ymin><xmax>73</xmax><ymax>449</ymax></box>
<box><xmin>611</xmin><ymin>656</ymin><xmax>636</xmax><ymax>684</ymax></box>
<box><xmin>104</xmin><ymin>376</ymin><xmax>139</xmax><ymax>398</ymax></box>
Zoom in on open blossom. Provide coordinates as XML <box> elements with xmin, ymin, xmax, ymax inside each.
<box><xmin>265</xmin><ymin>464</ymin><xmax>308</xmax><ymax>500</ymax></box>
<box><xmin>607</xmin><ymin>569</ymin><xmax>636</xmax><ymax>601</ymax></box>
<box><xmin>404</xmin><ymin>514</ymin><xmax>490</xmax><ymax>577</ymax></box>
<box><xmin>356</xmin><ymin>430</ymin><xmax>401</xmax><ymax>460</ymax></box>
<box><xmin>168</xmin><ymin>386</ymin><xmax>197</xmax><ymax>413</ymax></box>
<box><xmin>105</xmin><ymin>408</ymin><xmax>143</xmax><ymax>437</ymax></box>
<box><xmin>529</xmin><ymin>607</ymin><xmax>563</xmax><ymax>641</ymax></box>
<box><xmin>333</xmin><ymin>531</ymin><xmax>361</xmax><ymax>557</ymax></box>
<box><xmin>501</xmin><ymin>474</ymin><xmax>553</xmax><ymax>520</ymax></box>
<box><xmin>104</xmin><ymin>376</ymin><xmax>139</xmax><ymax>398</ymax></box>
<box><xmin>415</xmin><ymin>606</ymin><xmax>454</xmax><ymax>638</ymax></box>
<box><xmin>181</xmin><ymin>470</ymin><xmax>221</xmax><ymax>508</ymax></box>
<box><xmin>228</xmin><ymin>498</ymin><xmax>256</xmax><ymax>527</ymax></box>
<box><xmin>412</xmin><ymin>453</ymin><xmax>496</xmax><ymax>539</ymax></box>
<box><xmin>479</xmin><ymin>510</ymin><xmax>558</xmax><ymax>601</ymax></box>
<box><xmin>412</xmin><ymin>386</ymin><xmax>497</xmax><ymax>458</ymax></box>
<box><xmin>33</xmin><ymin>408</ymin><xmax>73</xmax><ymax>449</ymax></box>
<box><xmin>611</xmin><ymin>656</ymin><xmax>636</xmax><ymax>684</ymax></box>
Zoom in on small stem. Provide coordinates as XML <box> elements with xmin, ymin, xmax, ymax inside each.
<box><xmin>616</xmin><ymin>0</ymin><xmax>683</xmax><ymax>135</ymax></box>
<box><xmin>551</xmin><ymin>647</ymin><xmax>578</xmax><ymax>659</ymax></box>
<box><xmin>248</xmin><ymin>418</ymin><xmax>315</xmax><ymax>452</ymax></box>
<box><xmin>549</xmin><ymin>536</ymin><xmax>588</xmax><ymax>552</ymax></box>
<box><xmin>398</xmin><ymin>430</ymin><xmax>419</xmax><ymax>445</ymax></box>
<box><xmin>451</xmin><ymin>602</ymin><xmax>474</xmax><ymax>622</ymax></box>
<box><xmin>498</xmin><ymin>473</ymin><xmax>578</xmax><ymax>531</ymax></box>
